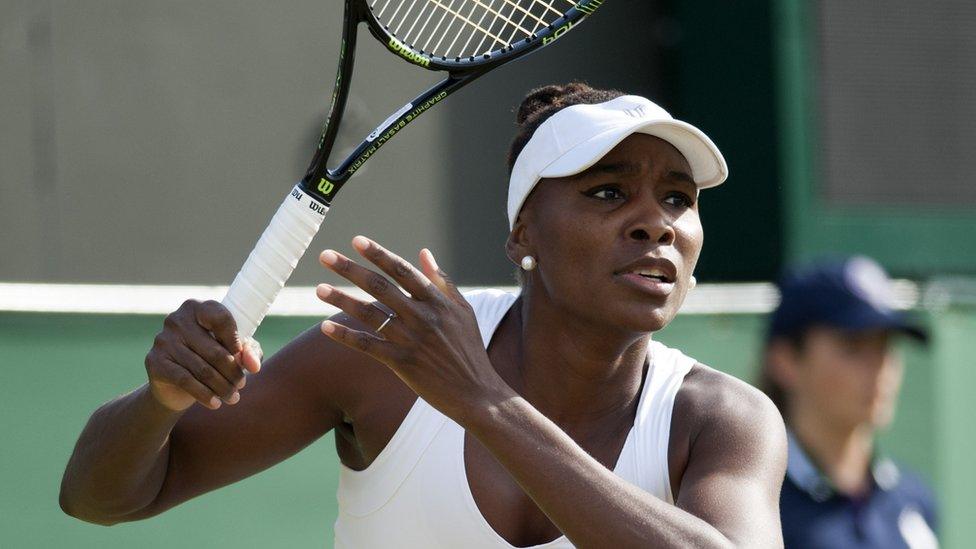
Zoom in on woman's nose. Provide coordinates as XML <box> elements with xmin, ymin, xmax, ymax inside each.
<box><xmin>627</xmin><ymin>202</ymin><xmax>675</xmax><ymax>245</ymax></box>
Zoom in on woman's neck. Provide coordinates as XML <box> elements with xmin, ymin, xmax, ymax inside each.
<box><xmin>789</xmin><ymin>408</ymin><xmax>876</xmax><ymax>497</ymax></box>
<box><xmin>496</xmin><ymin>290</ymin><xmax>650</xmax><ymax>433</ymax></box>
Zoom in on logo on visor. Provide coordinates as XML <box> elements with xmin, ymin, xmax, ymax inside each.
<box><xmin>624</xmin><ymin>105</ymin><xmax>647</xmax><ymax>118</ymax></box>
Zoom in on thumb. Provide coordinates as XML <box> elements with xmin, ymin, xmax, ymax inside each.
<box><xmin>237</xmin><ymin>336</ymin><xmax>263</xmax><ymax>374</ymax></box>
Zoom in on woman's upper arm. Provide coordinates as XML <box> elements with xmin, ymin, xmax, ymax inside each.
<box><xmin>129</xmin><ymin>317</ymin><xmax>369</xmax><ymax>518</ymax></box>
<box><xmin>673</xmin><ymin>370</ymin><xmax>788</xmax><ymax>548</ymax></box>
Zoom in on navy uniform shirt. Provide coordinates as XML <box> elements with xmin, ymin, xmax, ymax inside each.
<box><xmin>781</xmin><ymin>432</ymin><xmax>939</xmax><ymax>548</ymax></box>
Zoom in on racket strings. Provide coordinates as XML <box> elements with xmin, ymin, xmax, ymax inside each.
<box><xmin>372</xmin><ymin>0</ymin><xmax>578</xmax><ymax>60</ymax></box>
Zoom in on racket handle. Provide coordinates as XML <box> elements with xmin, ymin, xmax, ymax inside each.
<box><xmin>222</xmin><ymin>185</ymin><xmax>328</xmax><ymax>338</ymax></box>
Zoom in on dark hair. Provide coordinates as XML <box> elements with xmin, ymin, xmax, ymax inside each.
<box><xmin>507</xmin><ymin>82</ymin><xmax>625</xmax><ymax>174</ymax></box>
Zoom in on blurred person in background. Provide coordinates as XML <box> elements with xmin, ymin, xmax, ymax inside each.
<box><xmin>759</xmin><ymin>256</ymin><xmax>938</xmax><ymax>548</ymax></box>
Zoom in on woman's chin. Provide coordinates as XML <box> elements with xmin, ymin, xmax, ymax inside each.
<box><xmin>617</xmin><ymin>307</ymin><xmax>673</xmax><ymax>334</ymax></box>
<box><xmin>557</xmin><ymin>292</ymin><xmax>679</xmax><ymax>334</ymax></box>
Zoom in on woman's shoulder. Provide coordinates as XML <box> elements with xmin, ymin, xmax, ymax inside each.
<box><xmin>678</xmin><ymin>363</ymin><xmax>774</xmax><ymax>414</ymax></box>
<box><xmin>673</xmin><ymin>362</ymin><xmax>786</xmax><ymax>451</ymax></box>
<box><xmin>663</xmin><ymin>360</ymin><xmax>786</xmax><ymax>502</ymax></box>
<box><xmin>646</xmin><ymin>340</ymin><xmax>775</xmax><ymax>417</ymax></box>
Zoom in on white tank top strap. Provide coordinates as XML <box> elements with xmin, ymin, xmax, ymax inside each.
<box><xmin>613</xmin><ymin>340</ymin><xmax>696</xmax><ymax>504</ymax></box>
<box><xmin>462</xmin><ymin>288</ymin><xmax>520</xmax><ymax>346</ymax></box>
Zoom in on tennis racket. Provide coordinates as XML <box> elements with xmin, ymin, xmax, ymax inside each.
<box><xmin>221</xmin><ymin>0</ymin><xmax>606</xmax><ymax>337</ymax></box>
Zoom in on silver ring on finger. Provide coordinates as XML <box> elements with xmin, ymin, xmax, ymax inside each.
<box><xmin>376</xmin><ymin>311</ymin><xmax>396</xmax><ymax>333</ymax></box>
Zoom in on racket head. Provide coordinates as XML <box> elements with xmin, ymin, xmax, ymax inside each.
<box><xmin>304</xmin><ymin>0</ymin><xmax>605</xmax><ymax>196</ymax></box>
<box><xmin>360</xmin><ymin>0</ymin><xmax>605</xmax><ymax>71</ymax></box>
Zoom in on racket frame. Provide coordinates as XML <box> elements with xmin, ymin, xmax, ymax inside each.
<box><xmin>301</xmin><ymin>0</ymin><xmax>606</xmax><ymax>205</ymax></box>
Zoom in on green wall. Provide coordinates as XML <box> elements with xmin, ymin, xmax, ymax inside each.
<box><xmin>666</xmin><ymin>0</ymin><xmax>783</xmax><ymax>282</ymax></box>
<box><xmin>928</xmin><ymin>304</ymin><xmax>976</xmax><ymax>549</ymax></box>
<box><xmin>1</xmin><ymin>314</ymin><xmax>336</xmax><ymax>548</ymax></box>
<box><xmin>772</xmin><ymin>0</ymin><xmax>976</xmax><ymax>278</ymax></box>
<box><xmin>1</xmin><ymin>305</ymin><xmax>969</xmax><ymax>547</ymax></box>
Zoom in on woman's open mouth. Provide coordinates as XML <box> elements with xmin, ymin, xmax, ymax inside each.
<box><xmin>617</xmin><ymin>269</ymin><xmax>675</xmax><ymax>297</ymax></box>
<box><xmin>613</xmin><ymin>256</ymin><xmax>678</xmax><ymax>298</ymax></box>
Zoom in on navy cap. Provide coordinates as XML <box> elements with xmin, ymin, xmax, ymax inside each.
<box><xmin>769</xmin><ymin>256</ymin><xmax>927</xmax><ymax>342</ymax></box>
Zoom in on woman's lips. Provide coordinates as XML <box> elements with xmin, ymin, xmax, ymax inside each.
<box><xmin>617</xmin><ymin>272</ymin><xmax>675</xmax><ymax>297</ymax></box>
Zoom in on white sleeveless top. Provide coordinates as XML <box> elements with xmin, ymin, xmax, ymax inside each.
<box><xmin>333</xmin><ymin>289</ymin><xmax>697</xmax><ymax>548</ymax></box>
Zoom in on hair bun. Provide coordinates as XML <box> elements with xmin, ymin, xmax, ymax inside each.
<box><xmin>515</xmin><ymin>82</ymin><xmax>593</xmax><ymax>125</ymax></box>
<box><xmin>507</xmin><ymin>82</ymin><xmax>625</xmax><ymax>173</ymax></box>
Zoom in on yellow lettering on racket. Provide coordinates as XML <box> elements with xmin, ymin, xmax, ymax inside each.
<box><xmin>318</xmin><ymin>178</ymin><xmax>335</xmax><ymax>195</ymax></box>
<box><xmin>543</xmin><ymin>22</ymin><xmax>574</xmax><ymax>46</ymax></box>
<box><xmin>575</xmin><ymin>0</ymin><xmax>603</xmax><ymax>15</ymax></box>
<box><xmin>388</xmin><ymin>38</ymin><xmax>430</xmax><ymax>68</ymax></box>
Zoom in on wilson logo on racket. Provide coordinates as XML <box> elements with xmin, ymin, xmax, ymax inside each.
<box><xmin>317</xmin><ymin>178</ymin><xmax>335</xmax><ymax>195</ymax></box>
<box><xmin>388</xmin><ymin>38</ymin><xmax>430</xmax><ymax>68</ymax></box>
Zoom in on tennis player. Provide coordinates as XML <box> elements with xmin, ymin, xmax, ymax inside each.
<box><xmin>61</xmin><ymin>83</ymin><xmax>787</xmax><ymax>547</ymax></box>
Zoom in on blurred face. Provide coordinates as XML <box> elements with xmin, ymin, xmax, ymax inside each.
<box><xmin>784</xmin><ymin>328</ymin><xmax>904</xmax><ymax>430</ymax></box>
<box><xmin>510</xmin><ymin>134</ymin><xmax>703</xmax><ymax>333</ymax></box>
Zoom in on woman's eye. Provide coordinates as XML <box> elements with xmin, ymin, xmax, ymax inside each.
<box><xmin>586</xmin><ymin>186</ymin><xmax>625</xmax><ymax>200</ymax></box>
<box><xmin>664</xmin><ymin>192</ymin><xmax>694</xmax><ymax>208</ymax></box>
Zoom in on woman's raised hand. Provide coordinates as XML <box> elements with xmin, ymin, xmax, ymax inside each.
<box><xmin>317</xmin><ymin>236</ymin><xmax>513</xmax><ymax>425</ymax></box>
<box><xmin>144</xmin><ymin>300</ymin><xmax>263</xmax><ymax>412</ymax></box>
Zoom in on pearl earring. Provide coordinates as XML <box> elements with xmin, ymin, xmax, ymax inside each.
<box><xmin>521</xmin><ymin>256</ymin><xmax>537</xmax><ymax>271</ymax></box>
<box><xmin>689</xmin><ymin>275</ymin><xmax>697</xmax><ymax>289</ymax></box>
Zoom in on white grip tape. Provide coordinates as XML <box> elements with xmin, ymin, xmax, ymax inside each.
<box><xmin>222</xmin><ymin>185</ymin><xmax>328</xmax><ymax>338</ymax></box>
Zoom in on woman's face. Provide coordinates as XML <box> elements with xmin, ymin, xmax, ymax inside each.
<box><xmin>512</xmin><ymin>133</ymin><xmax>703</xmax><ymax>333</ymax></box>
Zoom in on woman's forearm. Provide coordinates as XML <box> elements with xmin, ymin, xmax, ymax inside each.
<box><xmin>467</xmin><ymin>395</ymin><xmax>733</xmax><ymax>549</ymax></box>
<box><xmin>59</xmin><ymin>383</ymin><xmax>184</xmax><ymax>525</ymax></box>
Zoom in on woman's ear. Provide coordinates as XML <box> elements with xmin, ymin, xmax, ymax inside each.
<box><xmin>505</xmin><ymin>215</ymin><xmax>531</xmax><ymax>267</ymax></box>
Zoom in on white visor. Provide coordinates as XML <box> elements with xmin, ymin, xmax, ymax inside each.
<box><xmin>507</xmin><ymin>95</ymin><xmax>728</xmax><ymax>229</ymax></box>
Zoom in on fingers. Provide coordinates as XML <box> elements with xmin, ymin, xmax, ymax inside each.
<box><xmin>189</xmin><ymin>299</ymin><xmax>260</xmax><ymax>375</ymax></box>
<box><xmin>194</xmin><ymin>300</ymin><xmax>242</xmax><ymax>354</ymax></box>
<box><xmin>351</xmin><ymin>236</ymin><xmax>435</xmax><ymax>300</ymax></box>
<box><xmin>418</xmin><ymin>248</ymin><xmax>461</xmax><ymax>301</ymax></box>
<box><xmin>182</xmin><ymin>328</ymin><xmax>247</xmax><ymax>389</ymax></box>
<box><xmin>321</xmin><ymin>320</ymin><xmax>397</xmax><ymax>362</ymax></box>
<box><xmin>153</xmin><ymin>357</ymin><xmax>226</xmax><ymax>410</ymax></box>
<box><xmin>170</xmin><ymin>345</ymin><xmax>240</xmax><ymax>404</ymax></box>
<box><xmin>316</xmin><ymin>284</ymin><xmax>395</xmax><ymax>334</ymax></box>
<box><xmin>146</xmin><ymin>299</ymin><xmax>256</xmax><ymax>412</ymax></box>
<box><xmin>319</xmin><ymin>248</ymin><xmax>413</xmax><ymax>314</ymax></box>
